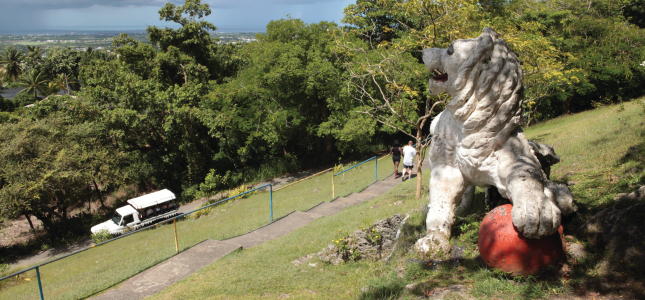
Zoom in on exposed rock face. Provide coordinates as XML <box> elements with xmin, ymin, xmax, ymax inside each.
<box><xmin>585</xmin><ymin>186</ymin><xmax>645</xmax><ymax>274</ymax></box>
<box><xmin>318</xmin><ymin>214</ymin><xmax>405</xmax><ymax>264</ymax></box>
<box><xmin>416</xmin><ymin>27</ymin><xmax>575</xmax><ymax>256</ymax></box>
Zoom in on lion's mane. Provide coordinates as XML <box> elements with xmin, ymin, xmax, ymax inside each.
<box><xmin>449</xmin><ymin>28</ymin><xmax>524</xmax><ymax>158</ymax></box>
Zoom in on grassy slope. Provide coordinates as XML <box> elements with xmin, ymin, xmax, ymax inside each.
<box><xmin>147</xmin><ymin>99</ymin><xmax>645</xmax><ymax>300</ymax></box>
<box><xmin>0</xmin><ymin>156</ymin><xmax>393</xmax><ymax>300</ymax></box>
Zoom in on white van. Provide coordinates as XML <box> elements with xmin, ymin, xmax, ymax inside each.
<box><xmin>90</xmin><ymin>189</ymin><xmax>179</xmax><ymax>236</ymax></box>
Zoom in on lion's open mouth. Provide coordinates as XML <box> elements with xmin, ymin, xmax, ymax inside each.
<box><xmin>431</xmin><ymin>72</ymin><xmax>448</xmax><ymax>82</ymax></box>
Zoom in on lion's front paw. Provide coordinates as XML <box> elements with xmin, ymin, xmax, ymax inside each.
<box><xmin>511</xmin><ymin>195</ymin><xmax>561</xmax><ymax>239</ymax></box>
<box><xmin>414</xmin><ymin>232</ymin><xmax>451</xmax><ymax>258</ymax></box>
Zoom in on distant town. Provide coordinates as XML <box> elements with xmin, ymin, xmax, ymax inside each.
<box><xmin>0</xmin><ymin>32</ymin><xmax>260</xmax><ymax>52</ymax></box>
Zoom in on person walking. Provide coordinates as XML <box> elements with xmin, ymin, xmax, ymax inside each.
<box><xmin>401</xmin><ymin>140</ymin><xmax>416</xmax><ymax>181</ymax></box>
<box><xmin>388</xmin><ymin>140</ymin><xmax>402</xmax><ymax>179</ymax></box>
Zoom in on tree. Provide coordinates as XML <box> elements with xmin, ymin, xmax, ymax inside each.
<box><xmin>0</xmin><ymin>46</ymin><xmax>24</xmax><ymax>81</ymax></box>
<box><xmin>623</xmin><ymin>0</ymin><xmax>645</xmax><ymax>28</ymax></box>
<box><xmin>508</xmin><ymin>0</ymin><xmax>645</xmax><ymax>117</ymax></box>
<box><xmin>0</xmin><ymin>104</ymin><xmax>128</xmax><ymax>236</ymax></box>
<box><xmin>207</xmin><ymin>18</ymin><xmax>345</xmax><ymax>165</ymax></box>
<box><xmin>17</xmin><ymin>69</ymin><xmax>50</xmax><ymax>98</ymax></box>
<box><xmin>24</xmin><ymin>45</ymin><xmax>43</xmax><ymax>70</ymax></box>
<box><xmin>334</xmin><ymin>0</ymin><xmax>483</xmax><ymax>199</ymax></box>
<box><xmin>147</xmin><ymin>0</ymin><xmax>230</xmax><ymax>85</ymax></box>
<box><xmin>48</xmin><ymin>73</ymin><xmax>76</xmax><ymax>95</ymax></box>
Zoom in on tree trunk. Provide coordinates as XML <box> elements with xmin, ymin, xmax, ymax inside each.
<box><xmin>415</xmin><ymin>130</ymin><xmax>425</xmax><ymax>200</ymax></box>
<box><xmin>322</xmin><ymin>103</ymin><xmax>333</xmax><ymax>154</ymax></box>
<box><xmin>24</xmin><ymin>213</ymin><xmax>37</xmax><ymax>234</ymax></box>
<box><xmin>416</xmin><ymin>153</ymin><xmax>423</xmax><ymax>199</ymax></box>
<box><xmin>32</xmin><ymin>211</ymin><xmax>55</xmax><ymax>234</ymax></box>
<box><xmin>93</xmin><ymin>180</ymin><xmax>104</xmax><ymax>207</ymax></box>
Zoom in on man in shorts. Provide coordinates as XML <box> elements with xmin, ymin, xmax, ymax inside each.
<box><xmin>401</xmin><ymin>140</ymin><xmax>416</xmax><ymax>181</ymax></box>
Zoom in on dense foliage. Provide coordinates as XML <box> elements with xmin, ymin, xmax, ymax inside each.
<box><xmin>0</xmin><ymin>0</ymin><xmax>643</xmax><ymax>241</ymax></box>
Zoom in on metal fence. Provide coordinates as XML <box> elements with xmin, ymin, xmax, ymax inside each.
<box><xmin>0</xmin><ymin>139</ymin><xmax>431</xmax><ymax>299</ymax></box>
<box><xmin>0</xmin><ymin>184</ymin><xmax>275</xmax><ymax>300</ymax></box>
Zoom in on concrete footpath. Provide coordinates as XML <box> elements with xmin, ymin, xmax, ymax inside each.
<box><xmin>91</xmin><ymin>158</ymin><xmax>430</xmax><ymax>300</ymax></box>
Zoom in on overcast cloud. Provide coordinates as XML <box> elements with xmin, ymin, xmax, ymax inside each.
<box><xmin>0</xmin><ymin>0</ymin><xmax>355</xmax><ymax>34</ymax></box>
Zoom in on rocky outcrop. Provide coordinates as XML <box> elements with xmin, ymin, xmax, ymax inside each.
<box><xmin>318</xmin><ymin>214</ymin><xmax>405</xmax><ymax>264</ymax></box>
<box><xmin>585</xmin><ymin>186</ymin><xmax>645</xmax><ymax>274</ymax></box>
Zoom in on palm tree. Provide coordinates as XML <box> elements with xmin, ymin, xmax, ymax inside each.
<box><xmin>17</xmin><ymin>69</ymin><xmax>49</xmax><ymax>98</ymax></box>
<box><xmin>49</xmin><ymin>73</ymin><xmax>77</xmax><ymax>95</ymax></box>
<box><xmin>0</xmin><ymin>46</ymin><xmax>25</xmax><ymax>81</ymax></box>
<box><xmin>25</xmin><ymin>46</ymin><xmax>43</xmax><ymax>68</ymax></box>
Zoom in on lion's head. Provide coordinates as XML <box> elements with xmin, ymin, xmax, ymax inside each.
<box><xmin>424</xmin><ymin>28</ymin><xmax>523</xmax><ymax>152</ymax></box>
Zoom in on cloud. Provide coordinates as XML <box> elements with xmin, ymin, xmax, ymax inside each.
<box><xmin>0</xmin><ymin>0</ymin><xmax>180</xmax><ymax>9</ymax></box>
<box><xmin>207</xmin><ymin>0</ymin><xmax>345</xmax><ymax>8</ymax></box>
<box><xmin>0</xmin><ymin>0</ymin><xmax>355</xmax><ymax>34</ymax></box>
<box><xmin>0</xmin><ymin>4</ymin><xmax>46</xmax><ymax>34</ymax></box>
<box><xmin>0</xmin><ymin>0</ymin><xmax>340</xmax><ymax>10</ymax></box>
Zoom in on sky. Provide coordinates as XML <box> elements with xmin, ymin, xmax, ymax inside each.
<box><xmin>0</xmin><ymin>0</ymin><xmax>357</xmax><ymax>34</ymax></box>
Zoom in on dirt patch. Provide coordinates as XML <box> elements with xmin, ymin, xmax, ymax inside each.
<box><xmin>0</xmin><ymin>215</ymin><xmax>44</xmax><ymax>248</ymax></box>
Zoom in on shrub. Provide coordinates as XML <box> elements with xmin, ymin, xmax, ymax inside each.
<box><xmin>195</xmin><ymin>169</ymin><xmax>230</xmax><ymax>199</ymax></box>
<box><xmin>0</xmin><ymin>97</ymin><xmax>14</xmax><ymax>112</ymax></box>
<box><xmin>12</xmin><ymin>93</ymin><xmax>38</xmax><ymax>107</ymax></box>
<box><xmin>91</xmin><ymin>229</ymin><xmax>112</xmax><ymax>244</ymax></box>
<box><xmin>228</xmin><ymin>185</ymin><xmax>256</xmax><ymax>199</ymax></box>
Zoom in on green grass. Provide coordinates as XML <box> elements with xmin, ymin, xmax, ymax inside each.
<box><xmin>149</xmin><ymin>180</ymin><xmax>426</xmax><ymax>300</ymax></box>
<box><xmin>524</xmin><ymin>100</ymin><xmax>645</xmax><ymax>223</ymax></box>
<box><xmin>0</xmin><ymin>154</ymin><xmax>395</xmax><ymax>300</ymax></box>
<box><xmin>142</xmin><ymin>99</ymin><xmax>644</xmax><ymax>300</ymax></box>
<box><xmin>2</xmin><ymin>99</ymin><xmax>643</xmax><ymax>300</ymax></box>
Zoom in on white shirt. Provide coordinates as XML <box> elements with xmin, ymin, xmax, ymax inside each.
<box><xmin>402</xmin><ymin>145</ymin><xmax>416</xmax><ymax>166</ymax></box>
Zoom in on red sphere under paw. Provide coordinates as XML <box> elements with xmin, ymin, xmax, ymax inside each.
<box><xmin>478</xmin><ymin>204</ymin><xmax>565</xmax><ymax>276</ymax></box>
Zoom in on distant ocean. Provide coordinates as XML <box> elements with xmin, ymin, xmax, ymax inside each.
<box><xmin>0</xmin><ymin>26</ymin><xmax>264</xmax><ymax>35</ymax></box>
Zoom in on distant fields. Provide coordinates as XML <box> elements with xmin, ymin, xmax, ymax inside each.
<box><xmin>0</xmin><ymin>32</ymin><xmax>259</xmax><ymax>52</ymax></box>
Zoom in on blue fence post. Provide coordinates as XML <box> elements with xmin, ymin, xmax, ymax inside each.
<box><xmin>36</xmin><ymin>265</ymin><xmax>44</xmax><ymax>300</ymax></box>
<box><xmin>270</xmin><ymin>184</ymin><xmax>273</xmax><ymax>222</ymax></box>
<box><xmin>374</xmin><ymin>157</ymin><xmax>377</xmax><ymax>182</ymax></box>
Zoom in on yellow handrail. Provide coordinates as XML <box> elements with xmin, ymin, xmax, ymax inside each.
<box><xmin>274</xmin><ymin>167</ymin><xmax>334</xmax><ymax>192</ymax></box>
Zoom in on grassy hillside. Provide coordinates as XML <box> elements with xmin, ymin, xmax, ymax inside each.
<box><xmin>146</xmin><ymin>99</ymin><xmax>645</xmax><ymax>300</ymax></box>
<box><xmin>1</xmin><ymin>99</ymin><xmax>643</xmax><ymax>300</ymax></box>
<box><xmin>0</xmin><ymin>156</ymin><xmax>393</xmax><ymax>300</ymax></box>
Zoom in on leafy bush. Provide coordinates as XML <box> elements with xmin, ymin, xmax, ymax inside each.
<box><xmin>0</xmin><ymin>96</ymin><xmax>14</xmax><ymax>112</ymax></box>
<box><xmin>191</xmin><ymin>202</ymin><xmax>212</xmax><ymax>219</ymax></box>
<box><xmin>0</xmin><ymin>263</ymin><xmax>9</xmax><ymax>273</ymax></box>
<box><xmin>12</xmin><ymin>92</ymin><xmax>38</xmax><ymax>107</ymax></box>
<box><xmin>91</xmin><ymin>229</ymin><xmax>112</xmax><ymax>244</ymax></box>
<box><xmin>195</xmin><ymin>169</ymin><xmax>230</xmax><ymax>199</ymax></box>
<box><xmin>228</xmin><ymin>185</ymin><xmax>256</xmax><ymax>199</ymax></box>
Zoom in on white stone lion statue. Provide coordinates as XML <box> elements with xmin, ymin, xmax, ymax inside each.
<box><xmin>415</xmin><ymin>27</ymin><xmax>575</xmax><ymax>256</ymax></box>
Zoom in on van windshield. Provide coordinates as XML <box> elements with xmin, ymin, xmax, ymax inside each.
<box><xmin>111</xmin><ymin>212</ymin><xmax>122</xmax><ymax>225</ymax></box>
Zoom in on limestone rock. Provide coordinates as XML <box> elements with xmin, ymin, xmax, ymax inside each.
<box><xmin>567</xmin><ymin>243</ymin><xmax>586</xmax><ymax>261</ymax></box>
<box><xmin>318</xmin><ymin>214</ymin><xmax>405</xmax><ymax>263</ymax></box>
<box><xmin>317</xmin><ymin>244</ymin><xmax>342</xmax><ymax>265</ymax></box>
